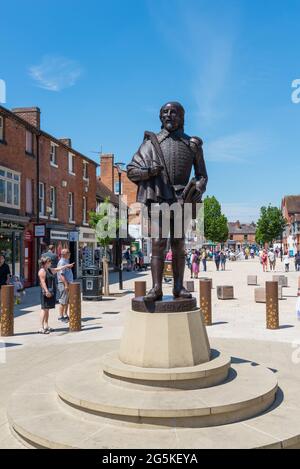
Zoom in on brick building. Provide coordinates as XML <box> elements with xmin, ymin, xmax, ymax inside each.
<box><xmin>281</xmin><ymin>195</ymin><xmax>300</xmax><ymax>254</ymax></box>
<box><xmin>0</xmin><ymin>105</ymin><xmax>97</xmax><ymax>285</ymax></box>
<box><xmin>227</xmin><ymin>221</ymin><xmax>256</xmax><ymax>249</ymax></box>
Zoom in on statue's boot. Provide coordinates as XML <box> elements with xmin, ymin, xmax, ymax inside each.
<box><xmin>172</xmin><ymin>254</ymin><xmax>192</xmax><ymax>299</ymax></box>
<box><xmin>144</xmin><ymin>256</ymin><xmax>164</xmax><ymax>302</ymax></box>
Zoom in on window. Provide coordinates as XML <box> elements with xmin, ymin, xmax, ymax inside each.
<box><xmin>0</xmin><ymin>116</ymin><xmax>4</xmax><ymax>141</ymax></box>
<box><xmin>114</xmin><ymin>181</ymin><xmax>122</xmax><ymax>195</ymax></box>
<box><xmin>83</xmin><ymin>196</ymin><xmax>87</xmax><ymax>224</ymax></box>
<box><xmin>68</xmin><ymin>152</ymin><xmax>75</xmax><ymax>174</ymax></box>
<box><xmin>26</xmin><ymin>179</ymin><xmax>33</xmax><ymax>214</ymax></box>
<box><xmin>83</xmin><ymin>161</ymin><xmax>88</xmax><ymax>179</ymax></box>
<box><xmin>244</xmin><ymin>234</ymin><xmax>248</xmax><ymax>241</ymax></box>
<box><xmin>25</xmin><ymin>130</ymin><xmax>33</xmax><ymax>154</ymax></box>
<box><xmin>50</xmin><ymin>186</ymin><xmax>57</xmax><ymax>218</ymax></box>
<box><xmin>39</xmin><ymin>182</ymin><xmax>45</xmax><ymax>216</ymax></box>
<box><xmin>68</xmin><ymin>192</ymin><xmax>74</xmax><ymax>222</ymax></box>
<box><xmin>0</xmin><ymin>166</ymin><xmax>20</xmax><ymax>208</ymax></box>
<box><xmin>50</xmin><ymin>142</ymin><xmax>58</xmax><ymax>166</ymax></box>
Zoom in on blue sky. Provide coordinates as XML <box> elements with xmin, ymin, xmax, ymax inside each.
<box><xmin>1</xmin><ymin>0</ymin><xmax>300</xmax><ymax>222</ymax></box>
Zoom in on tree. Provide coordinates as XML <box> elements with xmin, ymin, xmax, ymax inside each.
<box><xmin>89</xmin><ymin>197</ymin><xmax>120</xmax><ymax>296</ymax></box>
<box><xmin>255</xmin><ymin>205</ymin><xmax>286</xmax><ymax>246</ymax></box>
<box><xmin>203</xmin><ymin>196</ymin><xmax>229</xmax><ymax>243</ymax></box>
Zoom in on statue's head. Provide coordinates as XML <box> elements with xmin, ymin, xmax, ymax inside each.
<box><xmin>159</xmin><ymin>102</ymin><xmax>185</xmax><ymax>132</ymax></box>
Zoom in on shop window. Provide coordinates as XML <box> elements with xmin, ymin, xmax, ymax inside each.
<box><xmin>50</xmin><ymin>142</ymin><xmax>58</xmax><ymax>166</ymax></box>
<box><xmin>25</xmin><ymin>130</ymin><xmax>33</xmax><ymax>154</ymax></box>
<box><xmin>0</xmin><ymin>166</ymin><xmax>20</xmax><ymax>209</ymax></box>
<box><xmin>39</xmin><ymin>182</ymin><xmax>45</xmax><ymax>216</ymax></box>
<box><xmin>68</xmin><ymin>192</ymin><xmax>74</xmax><ymax>222</ymax></box>
<box><xmin>68</xmin><ymin>152</ymin><xmax>75</xmax><ymax>175</ymax></box>
<box><xmin>50</xmin><ymin>186</ymin><xmax>57</xmax><ymax>218</ymax></box>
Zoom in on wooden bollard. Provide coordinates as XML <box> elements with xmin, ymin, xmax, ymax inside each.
<box><xmin>135</xmin><ymin>281</ymin><xmax>146</xmax><ymax>297</ymax></box>
<box><xmin>69</xmin><ymin>282</ymin><xmax>81</xmax><ymax>332</ymax></box>
<box><xmin>266</xmin><ymin>281</ymin><xmax>279</xmax><ymax>330</ymax></box>
<box><xmin>0</xmin><ymin>285</ymin><xmax>14</xmax><ymax>337</ymax></box>
<box><xmin>199</xmin><ymin>280</ymin><xmax>212</xmax><ymax>326</ymax></box>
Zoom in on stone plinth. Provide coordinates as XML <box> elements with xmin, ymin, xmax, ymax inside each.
<box><xmin>255</xmin><ymin>286</ymin><xmax>283</xmax><ymax>303</ymax></box>
<box><xmin>119</xmin><ymin>308</ymin><xmax>210</xmax><ymax>368</ymax></box>
<box><xmin>131</xmin><ymin>296</ymin><xmax>196</xmax><ymax>313</ymax></box>
<box><xmin>183</xmin><ymin>280</ymin><xmax>195</xmax><ymax>292</ymax></box>
<box><xmin>217</xmin><ymin>286</ymin><xmax>234</xmax><ymax>300</ymax></box>
<box><xmin>272</xmin><ymin>275</ymin><xmax>288</xmax><ymax>287</ymax></box>
<box><xmin>247</xmin><ymin>275</ymin><xmax>257</xmax><ymax>286</ymax></box>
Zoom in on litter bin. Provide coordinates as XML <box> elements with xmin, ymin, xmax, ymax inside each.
<box><xmin>82</xmin><ymin>265</ymin><xmax>102</xmax><ymax>300</ymax></box>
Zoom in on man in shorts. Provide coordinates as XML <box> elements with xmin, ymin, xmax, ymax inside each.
<box><xmin>57</xmin><ymin>249</ymin><xmax>74</xmax><ymax>322</ymax></box>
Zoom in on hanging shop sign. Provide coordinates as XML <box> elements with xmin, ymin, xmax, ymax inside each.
<box><xmin>0</xmin><ymin>220</ymin><xmax>24</xmax><ymax>230</ymax></box>
<box><xmin>69</xmin><ymin>231</ymin><xmax>79</xmax><ymax>242</ymax></box>
<box><xmin>34</xmin><ymin>224</ymin><xmax>46</xmax><ymax>238</ymax></box>
<box><xmin>50</xmin><ymin>230</ymin><xmax>69</xmax><ymax>241</ymax></box>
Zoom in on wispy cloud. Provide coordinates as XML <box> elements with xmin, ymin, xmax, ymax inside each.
<box><xmin>222</xmin><ymin>203</ymin><xmax>260</xmax><ymax>223</ymax></box>
<box><xmin>29</xmin><ymin>55</ymin><xmax>82</xmax><ymax>91</ymax></box>
<box><xmin>205</xmin><ymin>131</ymin><xmax>267</xmax><ymax>163</ymax></box>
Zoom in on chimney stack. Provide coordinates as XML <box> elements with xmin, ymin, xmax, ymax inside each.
<box><xmin>100</xmin><ymin>153</ymin><xmax>114</xmax><ymax>191</ymax></box>
<box><xmin>12</xmin><ymin>107</ymin><xmax>41</xmax><ymax>129</ymax></box>
<box><xmin>59</xmin><ymin>138</ymin><xmax>72</xmax><ymax>148</ymax></box>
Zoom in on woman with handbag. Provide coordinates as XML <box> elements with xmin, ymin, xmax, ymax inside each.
<box><xmin>38</xmin><ymin>256</ymin><xmax>74</xmax><ymax>334</ymax></box>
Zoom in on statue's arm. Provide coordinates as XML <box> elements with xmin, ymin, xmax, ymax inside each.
<box><xmin>190</xmin><ymin>137</ymin><xmax>208</xmax><ymax>199</ymax></box>
<box><xmin>127</xmin><ymin>141</ymin><xmax>162</xmax><ymax>183</ymax></box>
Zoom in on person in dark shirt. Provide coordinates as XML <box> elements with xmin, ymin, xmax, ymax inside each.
<box><xmin>0</xmin><ymin>254</ymin><xmax>10</xmax><ymax>288</ymax></box>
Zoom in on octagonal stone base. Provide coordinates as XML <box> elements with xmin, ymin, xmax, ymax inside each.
<box><xmin>119</xmin><ymin>308</ymin><xmax>210</xmax><ymax>368</ymax></box>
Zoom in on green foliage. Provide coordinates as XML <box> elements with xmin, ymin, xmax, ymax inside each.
<box><xmin>255</xmin><ymin>205</ymin><xmax>286</xmax><ymax>245</ymax></box>
<box><xmin>89</xmin><ymin>197</ymin><xmax>119</xmax><ymax>247</ymax></box>
<box><xmin>203</xmin><ymin>196</ymin><xmax>229</xmax><ymax>243</ymax></box>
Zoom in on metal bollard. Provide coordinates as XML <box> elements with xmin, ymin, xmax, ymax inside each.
<box><xmin>0</xmin><ymin>285</ymin><xmax>14</xmax><ymax>337</ymax></box>
<box><xmin>69</xmin><ymin>282</ymin><xmax>81</xmax><ymax>332</ymax></box>
<box><xmin>135</xmin><ymin>281</ymin><xmax>146</xmax><ymax>298</ymax></box>
<box><xmin>266</xmin><ymin>281</ymin><xmax>279</xmax><ymax>330</ymax></box>
<box><xmin>199</xmin><ymin>280</ymin><xmax>212</xmax><ymax>326</ymax></box>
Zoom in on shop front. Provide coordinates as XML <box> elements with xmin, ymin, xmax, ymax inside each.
<box><xmin>42</xmin><ymin>225</ymin><xmax>79</xmax><ymax>278</ymax></box>
<box><xmin>0</xmin><ymin>216</ymin><xmax>31</xmax><ymax>285</ymax></box>
<box><xmin>78</xmin><ymin>227</ymin><xmax>97</xmax><ymax>277</ymax></box>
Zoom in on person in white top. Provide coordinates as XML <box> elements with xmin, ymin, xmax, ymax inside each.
<box><xmin>283</xmin><ymin>251</ymin><xmax>290</xmax><ymax>272</ymax></box>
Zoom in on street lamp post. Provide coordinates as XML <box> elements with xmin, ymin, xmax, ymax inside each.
<box><xmin>114</xmin><ymin>162</ymin><xmax>125</xmax><ymax>291</ymax></box>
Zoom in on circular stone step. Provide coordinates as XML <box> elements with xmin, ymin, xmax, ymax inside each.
<box><xmin>100</xmin><ymin>349</ymin><xmax>231</xmax><ymax>389</ymax></box>
<box><xmin>55</xmin><ymin>359</ymin><xmax>277</xmax><ymax>427</ymax></box>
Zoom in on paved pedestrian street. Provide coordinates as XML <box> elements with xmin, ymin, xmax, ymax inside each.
<box><xmin>1</xmin><ymin>258</ymin><xmax>300</xmax><ymax>448</ymax></box>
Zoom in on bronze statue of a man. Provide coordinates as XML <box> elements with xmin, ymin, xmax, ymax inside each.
<box><xmin>127</xmin><ymin>102</ymin><xmax>208</xmax><ymax>301</ymax></box>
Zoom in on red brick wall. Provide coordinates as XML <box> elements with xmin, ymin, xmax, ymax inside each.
<box><xmin>100</xmin><ymin>153</ymin><xmax>138</xmax><ymax>217</ymax></box>
<box><xmin>38</xmin><ymin>136</ymin><xmax>96</xmax><ymax>225</ymax></box>
<box><xmin>0</xmin><ymin>108</ymin><xmax>97</xmax><ymax>225</ymax></box>
<box><xmin>0</xmin><ymin>112</ymin><xmax>37</xmax><ymax>216</ymax></box>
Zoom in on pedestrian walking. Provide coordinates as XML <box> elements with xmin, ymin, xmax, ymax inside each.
<box><xmin>0</xmin><ymin>254</ymin><xmax>10</xmax><ymax>290</ymax></box>
<box><xmin>220</xmin><ymin>250</ymin><xmax>226</xmax><ymax>271</ymax></box>
<box><xmin>268</xmin><ymin>249</ymin><xmax>276</xmax><ymax>271</ymax></box>
<box><xmin>43</xmin><ymin>244</ymin><xmax>58</xmax><ymax>268</ymax></box>
<box><xmin>261</xmin><ymin>249</ymin><xmax>268</xmax><ymax>272</ymax></box>
<box><xmin>191</xmin><ymin>250</ymin><xmax>200</xmax><ymax>279</ymax></box>
<box><xmin>201</xmin><ymin>249</ymin><xmax>207</xmax><ymax>272</ymax></box>
<box><xmin>295</xmin><ymin>251</ymin><xmax>300</xmax><ymax>272</ymax></box>
<box><xmin>283</xmin><ymin>251</ymin><xmax>290</xmax><ymax>272</ymax></box>
<box><xmin>38</xmin><ymin>256</ymin><xmax>74</xmax><ymax>334</ymax></box>
<box><xmin>214</xmin><ymin>250</ymin><xmax>221</xmax><ymax>271</ymax></box>
<box><xmin>57</xmin><ymin>249</ymin><xmax>74</xmax><ymax>323</ymax></box>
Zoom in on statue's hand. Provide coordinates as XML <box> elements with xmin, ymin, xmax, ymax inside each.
<box><xmin>192</xmin><ymin>180</ymin><xmax>206</xmax><ymax>203</ymax></box>
<box><xmin>149</xmin><ymin>165</ymin><xmax>164</xmax><ymax>177</ymax></box>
